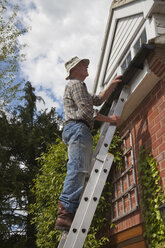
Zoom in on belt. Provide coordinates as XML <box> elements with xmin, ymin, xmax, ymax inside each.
<box><xmin>65</xmin><ymin>119</ymin><xmax>90</xmax><ymax>129</ymax></box>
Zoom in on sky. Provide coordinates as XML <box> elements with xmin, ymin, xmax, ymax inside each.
<box><xmin>17</xmin><ymin>0</ymin><xmax>111</xmax><ymax>115</ymax></box>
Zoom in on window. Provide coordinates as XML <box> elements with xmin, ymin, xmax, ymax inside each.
<box><xmin>134</xmin><ymin>29</ymin><xmax>147</xmax><ymax>54</ymax></box>
<box><xmin>111</xmin><ymin>130</ymin><xmax>139</xmax><ymax>222</ymax></box>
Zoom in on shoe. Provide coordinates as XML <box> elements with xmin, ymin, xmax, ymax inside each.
<box><xmin>56</xmin><ymin>202</ymin><xmax>74</xmax><ymax>231</ymax></box>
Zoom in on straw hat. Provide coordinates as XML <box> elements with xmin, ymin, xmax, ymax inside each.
<box><xmin>65</xmin><ymin>56</ymin><xmax>89</xmax><ymax>80</ymax></box>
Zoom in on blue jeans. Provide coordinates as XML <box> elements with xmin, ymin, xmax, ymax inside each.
<box><xmin>59</xmin><ymin>121</ymin><xmax>93</xmax><ymax>214</ymax></box>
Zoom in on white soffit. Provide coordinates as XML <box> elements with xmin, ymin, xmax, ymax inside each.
<box><xmin>120</xmin><ymin>66</ymin><xmax>159</xmax><ymax>124</ymax></box>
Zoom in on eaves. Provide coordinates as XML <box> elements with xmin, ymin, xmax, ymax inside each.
<box><xmin>95</xmin><ymin>44</ymin><xmax>156</xmax><ymax>128</ymax></box>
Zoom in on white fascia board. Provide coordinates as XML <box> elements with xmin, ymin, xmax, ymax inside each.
<box><xmin>120</xmin><ymin>62</ymin><xmax>159</xmax><ymax>124</ymax></box>
<box><xmin>146</xmin><ymin>16</ymin><xmax>157</xmax><ymax>41</ymax></box>
<box><xmin>97</xmin><ymin>16</ymin><xmax>117</xmax><ymax>93</ymax></box>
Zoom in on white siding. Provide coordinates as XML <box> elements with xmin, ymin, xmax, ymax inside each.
<box><xmin>106</xmin><ymin>13</ymin><xmax>143</xmax><ymax>74</ymax></box>
<box><xmin>155</xmin><ymin>14</ymin><xmax>165</xmax><ymax>35</ymax></box>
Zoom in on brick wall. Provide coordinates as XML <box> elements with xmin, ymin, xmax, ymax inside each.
<box><xmin>123</xmin><ymin>78</ymin><xmax>165</xmax><ymax>187</ymax></box>
<box><xmin>110</xmin><ymin>47</ymin><xmax>165</xmax><ymax>235</ymax></box>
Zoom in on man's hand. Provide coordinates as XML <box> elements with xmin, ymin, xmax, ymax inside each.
<box><xmin>99</xmin><ymin>75</ymin><xmax>122</xmax><ymax>104</ymax></box>
<box><xmin>107</xmin><ymin>115</ymin><xmax>121</xmax><ymax>126</ymax></box>
<box><xmin>110</xmin><ymin>75</ymin><xmax>122</xmax><ymax>86</ymax></box>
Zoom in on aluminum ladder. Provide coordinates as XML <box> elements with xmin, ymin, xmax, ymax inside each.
<box><xmin>58</xmin><ymin>85</ymin><xmax>130</xmax><ymax>248</ymax></box>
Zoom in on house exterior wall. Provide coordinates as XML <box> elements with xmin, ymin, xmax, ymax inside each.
<box><xmin>108</xmin><ymin>47</ymin><xmax>165</xmax><ymax>247</ymax></box>
<box><xmin>93</xmin><ymin>0</ymin><xmax>165</xmax><ymax>246</ymax></box>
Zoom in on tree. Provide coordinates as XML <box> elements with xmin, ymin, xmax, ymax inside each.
<box><xmin>0</xmin><ymin>0</ymin><xmax>27</xmax><ymax>108</ymax></box>
<box><xmin>0</xmin><ymin>82</ymin><xmax>62</xmax><ymax>247</ymax></box>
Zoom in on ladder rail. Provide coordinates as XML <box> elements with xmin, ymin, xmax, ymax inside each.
<box><xmin>63</xmin><ymin>154</ymin><xmax>114</xmax><ymax>248</ymax></box>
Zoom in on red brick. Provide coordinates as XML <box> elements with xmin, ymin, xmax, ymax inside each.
<box><xmin>150</xmin><ymin>122</ymin><xmax>161</xmax><ymax>135</ymax></box>
<box><xmin>151</xmin><ymin>134</ymin><xmax>157</xmax><ymax>143</ymax></box>
<box><xmin>156</xmin><ymin>153</ymin><xmax>164</xmax><ymax>163</ymax></box>
<box><xmin>148</xmin><ymin>108</ymin><xmax>153</xmax><ymax>116</ymax></box>
<box><xmin>161</xmin><ymin>117</ymin><xmax>165</xmax><ymax>126</ymax></box>
<box><xmin>160</xmin><ymin>160</ymin><xmax>165</xmax><ymax>171</ymax></box>
<box><xmin>152</xmin><ymin>149</ymin><xmax>159</xmax><ymax>157</ymax></box>
<box><xmin>159</xmin><ymin>143</ymin><xmax>165</xmax><ymax>154</ymax></box>
<box><xmin>157</xmin><ymin>125</ymin><xmax>165</xmax><ymax>138</ymax></box>
<box><xmin>153</xmin><ymin>137</ymin><xmax>163</xmax><ymax>150</ymax></box>
<box><xmin>148</xmin><ymin>109</ymin><xmax>159</xmax><ymax>123</ymax></box>
<box><xmin>131</xmin><ymin>216</ymin><xmax>135</xmax><ymax>226</ymax></box>
<box><xmin>149</xmin><ymin>118</ymin><xmax>155</xmax><ymax>129</ymax></box>
<box><xmin>160</xmin><ymin>170</ymin><xmax>165</xmax><ymax>178</ymax></box>
<box><xmin>155</xmin><ymin>113</ymin><xmax>164</xmax><ymax>124</ymax></box>
<box><xmin>159</xmin><ymin>101</ymin><xmax>165</xmax><ymax>111</ymax></box>
<box><xmin>135</xmin><ymin>213</ymin><xmax>141</xmax><ymax>225</ymax></box>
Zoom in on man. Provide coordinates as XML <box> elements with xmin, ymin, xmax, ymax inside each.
<box><xmin>56</xmin><ymin>56</ymin><xmax>122</xmax><ymax>231</ymax></box>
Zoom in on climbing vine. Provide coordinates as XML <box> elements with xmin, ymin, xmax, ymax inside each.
<box><xmin>138</xmin><ymin>148</ymin><xmax>165</xmax><ymax>248</ymax></box>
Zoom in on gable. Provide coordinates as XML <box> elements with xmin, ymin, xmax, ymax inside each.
<box><xmin>94</xmin><ymin>0</ymin><xmax>159</xmax><ymax>93</ymax></box>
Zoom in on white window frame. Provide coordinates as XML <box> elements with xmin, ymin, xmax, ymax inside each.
<box><xmin>111</xmin><ymin>130</ymin><xmax>139</xmax><ymax>222</ymax></box>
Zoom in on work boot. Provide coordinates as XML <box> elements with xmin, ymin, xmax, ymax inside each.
<box><xmin>56</xmin><ymin>201</ymin><xmax>74</xmax><ymax>231</ymax></box>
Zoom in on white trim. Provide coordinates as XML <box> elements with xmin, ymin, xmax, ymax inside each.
<box><xmin>97</xmin><ymin>17</ymin><xmax>118</xmax><ymax>91</ymax></box>
<box><xmin>121</xmin><ymin>62</ymin><xmax>160</xmax><ymax>124</ymax></box>
<box><xmin>146</xmin><ymin>16</ymin><xmax>157</xmax><ymax>40</ymax></box>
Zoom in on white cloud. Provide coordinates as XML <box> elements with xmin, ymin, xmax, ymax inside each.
<box><xmin>36</xmin><ymin>90</ymin><xmax>60</xmax><ymax>112</ymax></box>
<box><xmin>18</xmin><ymin>0</ymin><xmax>111</xmax><ymax>113</ymax></box>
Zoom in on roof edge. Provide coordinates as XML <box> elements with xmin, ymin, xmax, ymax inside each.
<box><xmin>112</xmin><ymin>0</ymin><xmax>137</xmax><ymax>9</ymax></box>
<box><xmin>94</xmin><ymin>44</ymin><xmax>156</xmax><ymax>129</ymax></box>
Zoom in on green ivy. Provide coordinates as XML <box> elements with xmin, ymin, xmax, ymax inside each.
<box><xmin>29</xmin><ymin>139</ymin><xmax>67</xmax><ymax>248</ymax></box>
<box><xmin>138</xmin><ymin>148</ymin><xmax>165</xmax><ymax>248</ymax></box>
<box><xmin>29</xmin><ymin>132</ymin><xmax>122</xmax><ymax>248</ymax></box>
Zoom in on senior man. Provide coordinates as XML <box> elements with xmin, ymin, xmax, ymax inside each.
<box><xmin>56</xmin><ymin>56</ymin><xmax>122</xmax><ymax>231</ymax></box>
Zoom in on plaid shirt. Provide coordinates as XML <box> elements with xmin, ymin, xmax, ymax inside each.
<box><xmin>63</xmin><ymin>79</ymin><xmax>102</xmax><ymax>129</ymax></box>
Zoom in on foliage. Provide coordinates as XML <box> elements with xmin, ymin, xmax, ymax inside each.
<box><xmin>0</xmin><ymin>82</ymin><xmax>62</xmax><ymax>247</ymax></box>
<box><xmin>138</xmin><ymin>149</ymin><xmax>165</xmax><ymax>248</ymax></box>
<box><xmin>30</xmin><ymin>131</ymin><xmax>123</xmax><ymax>247</ymax></box>
<box><xmin>108</xmin><ymin>131</ymin><xmax>123</xmax><ymax>170</ymax></box>
<box><xmin>30</xmin><ymin>140</ymin><xmax>67</xmax><ymax>248</ymax></box>
<box><xmin>0</xmin><ymin>0</ymin><xmax>27</xmax><ymax>108</ymax></box>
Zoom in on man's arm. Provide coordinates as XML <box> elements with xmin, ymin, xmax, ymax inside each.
<box><xmin>95</xmin><ymin>113</ymin><xmax>120</xmax><ymax>126</ymax></box>
<box><xmin>99</xmin><ymin>75</ymin><xmax>122</xmax><ymax>104</ymax></box>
